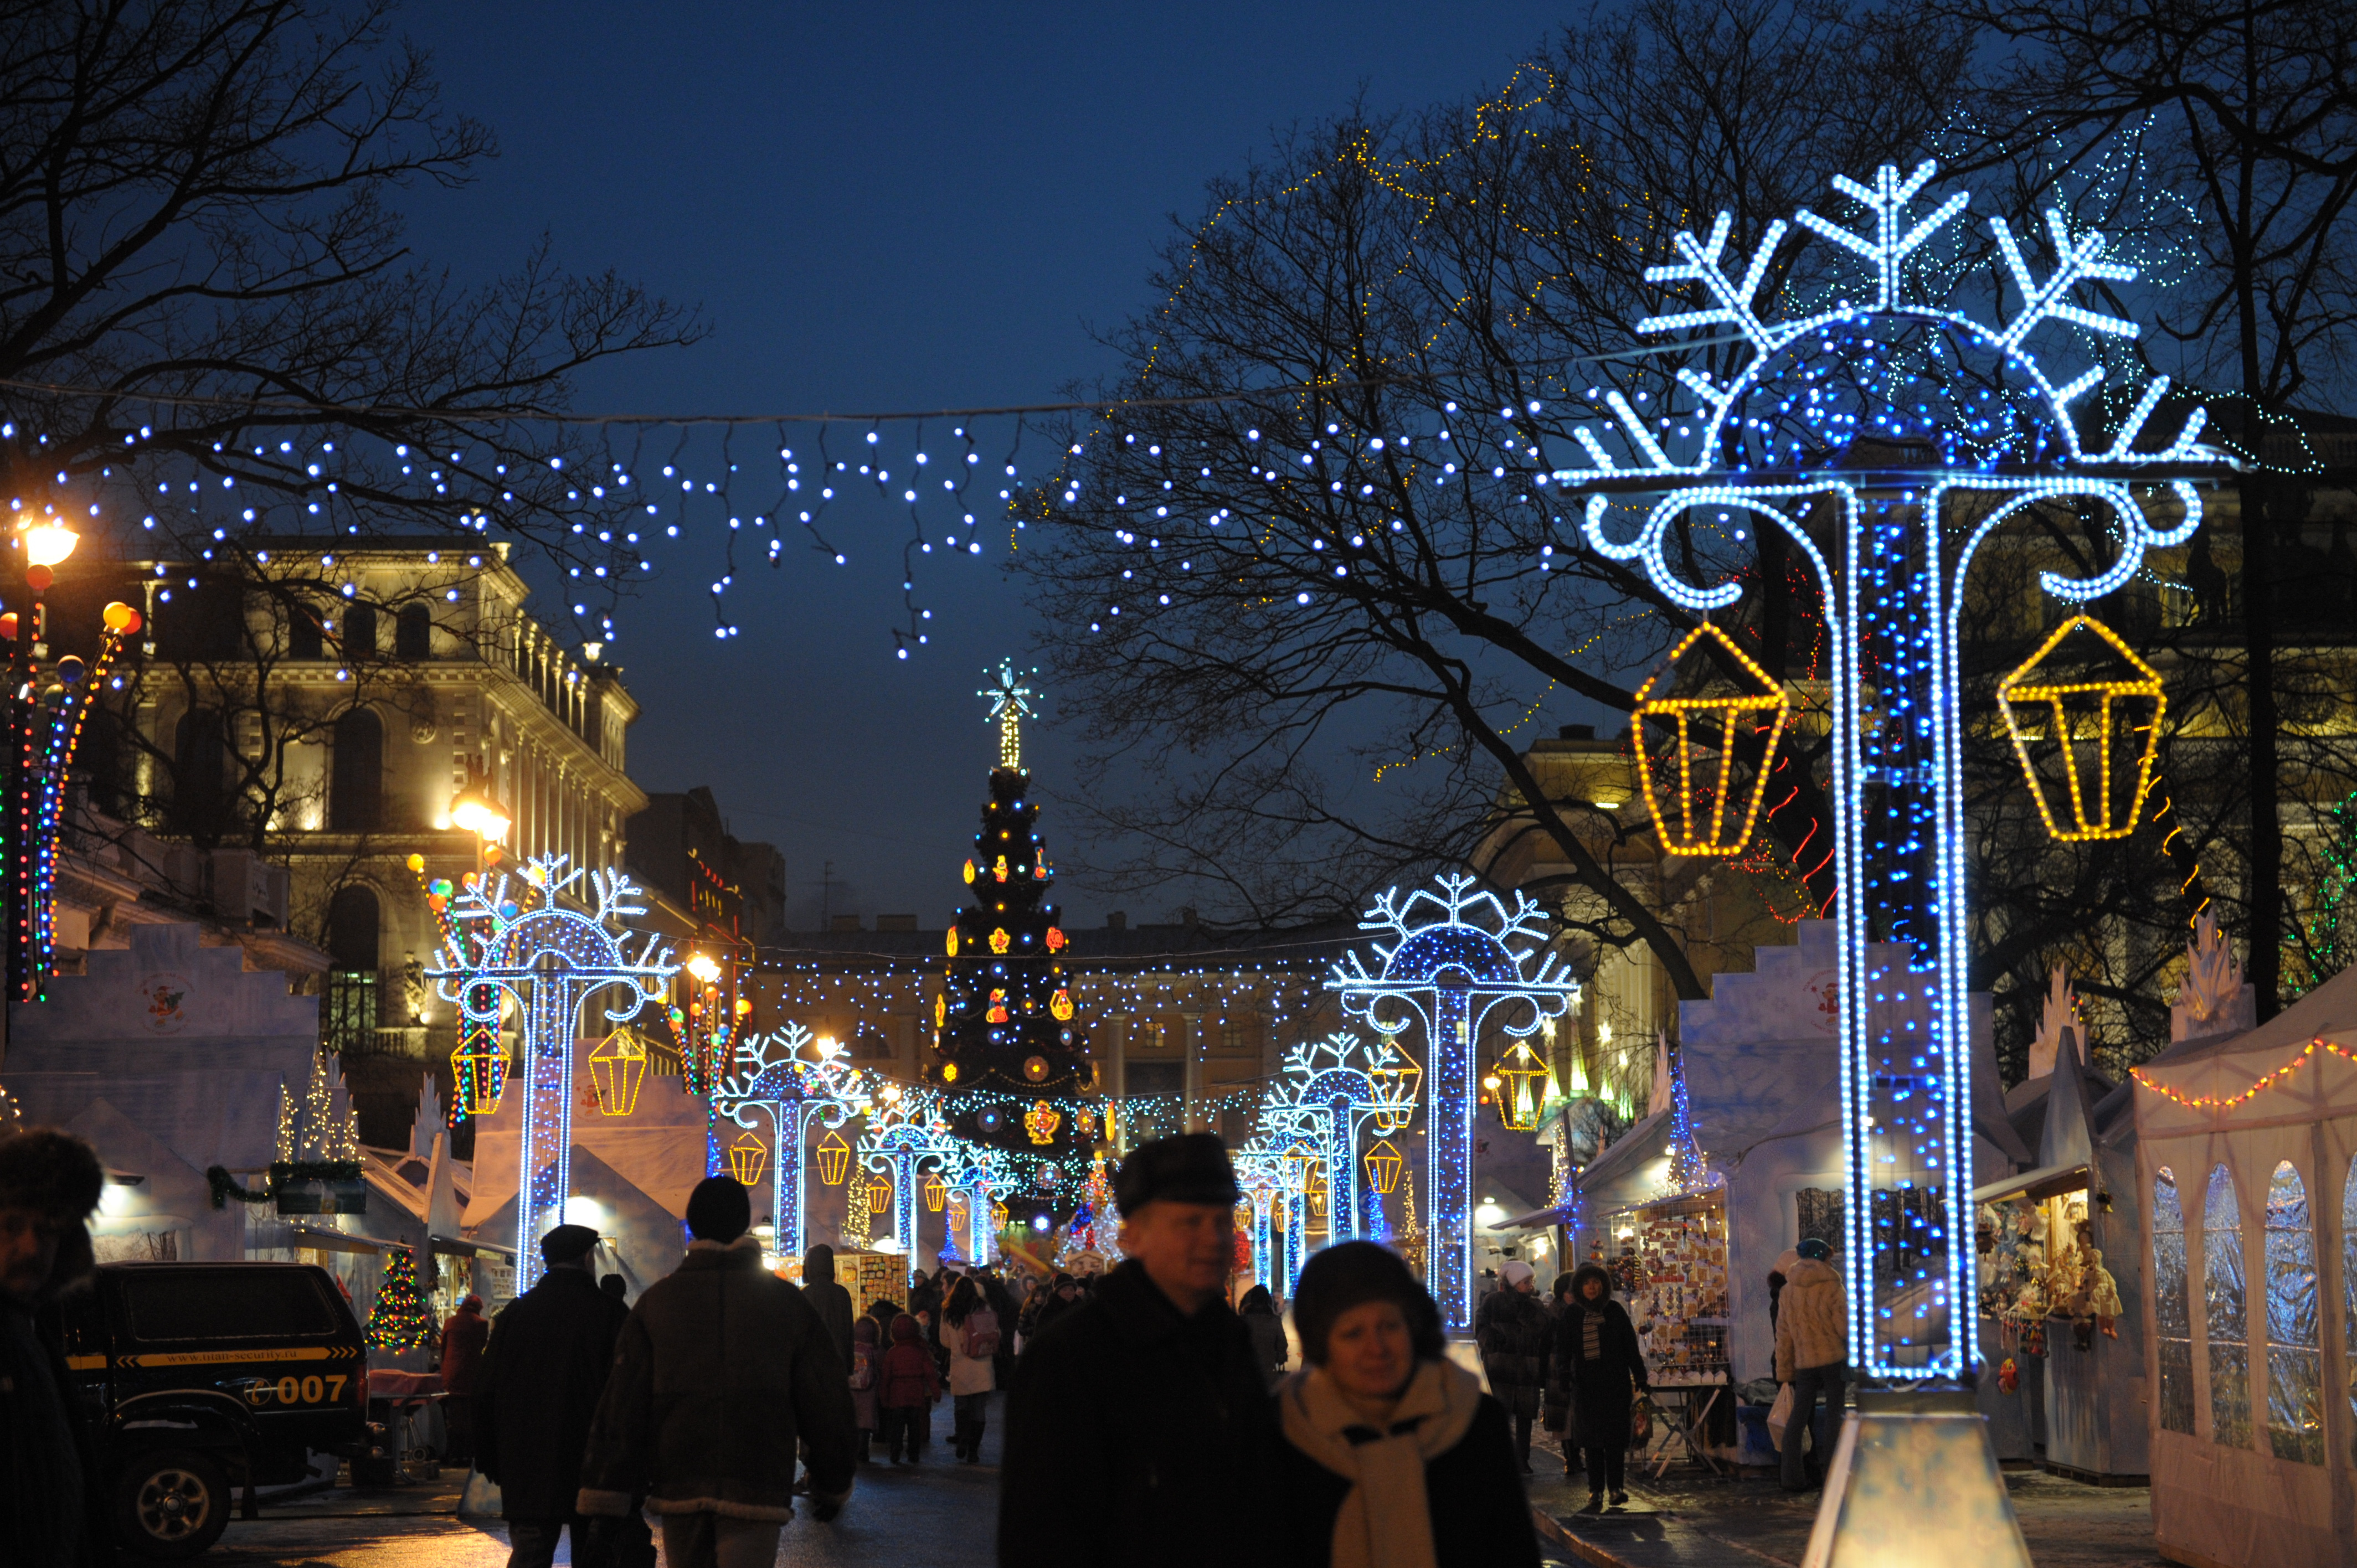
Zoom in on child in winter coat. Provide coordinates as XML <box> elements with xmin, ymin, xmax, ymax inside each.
<box><xmin>849</xmin><ymin>1314</ymin><xmax>882</xmax><ymax>1461</ymax></box>
<box><xmin>879</xmin><ymin>1311</ymin><xmax>941</xmax><ymax>1463</ymax></box>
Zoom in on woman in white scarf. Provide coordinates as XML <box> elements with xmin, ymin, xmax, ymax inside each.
<box><xmin>1272</xmin><ymin>1242</ymin><xmax>1541</xmax><ymax>1568</ymax></box>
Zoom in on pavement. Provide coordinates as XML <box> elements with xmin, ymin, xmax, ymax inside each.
<box><xmin>1526</xmin><ymin>1431</ymin><xmax>2168</xmax><ymax>1568</ymax></box>
<box><xmin>208</xmin><ymin>1401</ymin><xmax>1006</xmax><ymax>1567</ymax></box>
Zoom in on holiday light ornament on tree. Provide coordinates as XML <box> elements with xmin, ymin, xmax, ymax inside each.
<box><xmin>1557</xmin><ymin>158</ymin><xmax>2227</xmax><ymax>1565</ymax></box>
<box><xmin>364</xmin><ymin>1245</ymin><xmax>434</xmax><ymax>1350</ymax></box>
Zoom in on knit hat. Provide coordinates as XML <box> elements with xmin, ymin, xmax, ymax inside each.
<box><xmin>1795</xmin><ymin>1237</ymin><xmax>1833</xmax><ymax>1262</ymax></box>
<box><xmin>1290</xmin><ymin>1241</ymin><xmax>1445</xmax><ymax>1366</ymax></box>
<box><xmin>686</xmin><ymin>1175</ymin><xmax>752</xmax><ymax>1242</ymax></box>
<box><xmin>1113</xmin><ymin>1133</ymin><xmax>1241</xmax><ymax>1215</ymax></box>
<box><xmin>1499</xmin><ymin>1258</ymin><xmax>1536</xmax><ymax>1289</ymax></box>
<box><xmin>0</xmin><ymin>1128</ymin><xmax>102</xmax><ymax>1218</ymax></box>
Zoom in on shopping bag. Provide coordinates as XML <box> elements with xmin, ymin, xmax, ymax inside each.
<box><xmin>1766</xmin><ymin>1382</ymin><xmax>1796</xmax><ymax>1450</ymax></box>
<box><xmin>1630</xmin><ymin>1395</ymin><xmax>1652</xmax><ymax>1447</ymax></box>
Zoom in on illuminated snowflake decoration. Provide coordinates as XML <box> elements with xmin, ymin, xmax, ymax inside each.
<box><xmin>714</xmin><ymin>1023</ymin><xmax>874</xmax><ymax>1265</ymax></box>
<box><xmin>1564</xmin><ymin>159</ymin><xmax>2229</xmax><ymax>611</ymax></box>
<box><xmin>1256</xmin><ymin>1031</ymin><xmax>1419</xmax><ymax>1248</ymax></box>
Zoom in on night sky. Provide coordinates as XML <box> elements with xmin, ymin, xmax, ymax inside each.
<box><xmin>396</xmin><ymin>3</ymin><xmax>1577</xmax><ymax>931</ymax></box>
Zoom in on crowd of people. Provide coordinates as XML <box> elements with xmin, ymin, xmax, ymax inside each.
<box><xmin>0</xmin><ymin>1116</ymin><xmax>1846</xmax><ymax>1568</ymax></box>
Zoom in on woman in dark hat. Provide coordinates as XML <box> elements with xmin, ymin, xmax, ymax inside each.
<box><xmin>1272</xmin><ymin>1242</ymin><xmax>1539</xmax><ymax>1568</ymax></box>
<box><xmin>1547</xmin><ymin>1262</ymin><xmax>1648</xmax><ymax>1513</ymax></box>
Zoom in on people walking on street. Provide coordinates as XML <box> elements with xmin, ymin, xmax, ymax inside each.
<box><xmin>878</xmin><ymin>1312</ymin><xmax>940</xmax><ymax>1463</ymax></box>
<box><xmin>478</xmin><ymin>1224</ymin><xmax>641</xmax><ymax>1568</ymax></box>
<box><xmin>439</xmin><ymin>1293</ymin><xmax>490</xmax><ymax>1464</ymax></box>
<box><xmin>999</xmin><ymin>1133</ymin><xmax>1276</xmax><ymax>1568</ymax></box>
<box><xmin>0</xmin><ymin>1127</ymin><xmax>106</xmax><ymax>1568</ymax></box>
<box><xmin>1473</xmin><ymin>1258</ymin><xmax>1552</xmax><ymax>1473</ymax></box>
<box><xmin>849</xmin><ymin>1316</ymin><xmax>882</xmax><ymax>1461</ymax></box>
<box><xmin>576</xmin><ymin>1177</ymin><xmax>857</xmax><ymax>1568</ymax></box>
<box><xmin>943</xmin><ymin>1275</ymin><xmax>1000</xmax><ymax>1462</ymax></box>
<box><xmin>1548</xmin><ymin>1263</ymin><xmax>1648</xmax><ymax>1514</ymax></box>
<box><xmin>1031</xmin><ymin>1271</ymin><xmax>1083</xmax><ymax>1337</ymax></box>
<box><xmin>1774</xmin><ymin>1237</ymin><xmax>1847</xmax><ymax>1493</ymax></box>
<box><xmin>802</xmin><ymin>1244</ymin><xmax>856</xmax><ymax>1371</ymax></box>
<box><xmin>1273</xmin><ymin>1241</ymin><xmax>1540</xmax><ymax>1568</ymax></box>
<box><xmin>864</xmin><ymin>1292</ymin><xmax>900</xmax><ymax>1334</ymax></box>
<box><xmin>1238</xmin><ymin>1283</ymin><xmax>1288</xmax><ymax>1388</ymax></box>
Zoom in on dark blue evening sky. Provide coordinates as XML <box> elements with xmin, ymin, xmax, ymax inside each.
<box><xmin>397</xmin><ymin>3</ymin><xmax>1578</xmax><ymax>931</ymax></box>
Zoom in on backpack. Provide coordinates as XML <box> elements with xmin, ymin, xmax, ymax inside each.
<box><xmin>960</xmin><ymin>1308</ymin><xmax>1002</xmax><ymax>1359</ymax></box>
<box><xmin>849</xmin><ymin>1341</ymin><xmax>876</xmax><ymax>1391</ymax></box>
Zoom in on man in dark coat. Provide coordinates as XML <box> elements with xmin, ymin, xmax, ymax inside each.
<box><xmin>802</xmin><ymin>1244</ymin><xmax>855</xmax><ymax>1369</ymax></box>
<box><xmin>0</xmin><ymin>1127</ymin><xmax>106</xmax><ymax>1568</ymax></box>
<box><xmin>1473</xmin><ymin>1259</ymin><xmax>1553</xmax><ymax>1472</ymax></box>
<box><xmin>578</xmin><ymin>1177</ymin><xmax>857</xmax><ymax>1568</ymax></box>
<box><xmin>478</xmin><ymin>1224</ymin><xmax>637</xmax><ymax>1568</ymax></box>
<box><xmin>999</xmin><ymin>1134</ymin><xmax>1273</xmax><ymax>1568</ymax></box>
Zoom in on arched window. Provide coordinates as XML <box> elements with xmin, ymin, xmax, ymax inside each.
<box><xmin>288</xmin><ymin>605</ymin><xmax>323</xmax><ymax>660</ymax></box>
<box><xmin>169</xmin><ymin>709</ymin><xmax>227</xmax><ymax>834</ymax></box>
<box><xmin>395</xmin><ymin>603</ymin><xmax>431</xmax><ymax>660</ymax></box>
<box><xmin>2153</xmin><ymin>1167</ymin><xmax>2194</xmax><ymax>1433</ymax></box>
<box><xmin>329</xmin><ymin>708</ymin><xmax>383</xmax><ymax>832</ymax></box>
<box><xmin>852</xmin><ymin>1025</ymin><xmax>894</xmax><ymax>1062</ymax></box>
<box><xmin>2206</xmin><ymin>1163</ymin><xmax>2251</xmax><ymax>1448</ymax></box>
<box><xmin>343</xmin><ymin>603</ymin><xmax>377</xmax><ymax>658</ymax></box>
<box><xmin>323</xmin><ymin>885</ymin><xmax>379</xmax><ymax>1055</ymax></box>
<box><xmin>2265</xmin><ymin>1159</ymin><xmax>2322</xmax><ymax>1462</ymax></box>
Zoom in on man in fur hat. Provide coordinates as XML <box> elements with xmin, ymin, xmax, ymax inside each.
<box><xmin>0</xmin><ymin>1126</ymin><xmax>105</xmax><ymax>1567</ymax></box>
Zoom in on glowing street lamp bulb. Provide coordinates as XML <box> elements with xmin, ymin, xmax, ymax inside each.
<box><xmin>20</xmin><ymin>522</ymin><xmax>78</xmax><ymax>569</ymax></box>
<box><xmin>686</xmin><ymin>955</ymin><xmax>722</xmax><ymax>984</ymax></box>
<box><xmin>450</xmin><ymin>790</ymin><xmax>511</xmax><ymax>842</ymax></box>
<box><xmin>814</xmin><ymin>1036</ymin><xmax>842</xmax><ymax>1060</ymax></box>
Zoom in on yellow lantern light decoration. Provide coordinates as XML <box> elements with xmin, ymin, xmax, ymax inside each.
<box><xmin>1364</xmin><ymin>1139</ymin><xmax>1404</xmax><ymax>1195</ymax></box>
<box><xmin>451</xmin><ymin>1028</ymin><xmax>506</xmax><ymax>1116</ymax></box>
<box><xmin>816</xmin><ymin>1129</ymin><xmax>852</xmax><ymax>1187</ymax></box>
<box><xmin>923</xmin><ymin>1172</ymin><xmax>948</xmax><ymax>1212</ymax></box>
<box><xmin>728</xmin><ymin>1131</ymin><xmax>769</xmax><ymax>1190</ymax></box>
<box><xmin>1996</xmin><ymin>614</ymin><xmax>2165</xmax><ymax>843</ymax></box>
<box><xmin>1050</xmin><ymin>988</ymin><xmax>1074</xmax><ymax>1020</ymax></box>
<box><xmin>1368</xmin><ymin>1036</ymin><xmax>1422</xmax><ymax>1132</ymax></box>
<box><xmin>1494</xmin><ymin>1040</ymin><xmax>1547</xmax><ymax>1132</ymax></box>
<box><xmin>865</xmin><ymin>1170</ymin><xmax>892</xmax><ymax>1211</ymax></box>
<box><xmin>587</xmin><ymin>1028</ymin><xmax>650</xmax><ymax>1118</ymax></box>
<box><xmin>1632</xmin><ymin>621</ymin><xmax>1793</xmax><ymax>856</ymax></box>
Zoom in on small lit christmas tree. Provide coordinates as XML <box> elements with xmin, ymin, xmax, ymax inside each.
<box><xmin>365</xmin><ymin>1245</ymin><xmax>434</xmax><ymax>1350</ymax></box>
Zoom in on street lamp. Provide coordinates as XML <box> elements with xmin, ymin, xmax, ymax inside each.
<box><xmin>450</xmin><ymin>788</ymin><xmax>512</xmax><ymax>844</ymax></box>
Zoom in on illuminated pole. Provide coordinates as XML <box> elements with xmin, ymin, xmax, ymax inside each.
<box><xmin>1557</xmin><ymin>161</ymin><xmax>2221</xmax><ymax>1553</ymax></box>
<box><xmin>716</xmin><ymin>1027</ymin><xmax>867</xmax><ymax>1268</ymax></box>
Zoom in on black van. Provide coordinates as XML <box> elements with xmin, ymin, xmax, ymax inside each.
<box><xmin>56</xmin><ymin>1261</ymin><xmax>376</xmax><ymax>1558</ymax></box>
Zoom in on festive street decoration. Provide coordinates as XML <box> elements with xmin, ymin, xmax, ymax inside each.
<box><xmin>713</xmin><ymin>1023</ymin><xmax>870</xmax><ymax>1265</ymax></box>
<box><xmin>1632</xmin><ymin>620</ymin><xmax>1793</xmax><ymax>856</ymax></box>
<box><xmin>363</xmin><ymin>1245</ymin><xmax>434</xmax><ymax>1350</ymax></box>
<box><xmin>1330</xmin><ymin>875</ymin><xmax>1579</xmax><ymax>1329</ymax></box>
<box><xmin>587</xmin><ymin>1027</ymin><xmax>652</xmax><ymax>1117</ymax></box>
<box><xmin>5</xmin><ymin>596</ymin><xmax>141</xmax><ymax>1000</ymax></box>
<box><xmin>426</xmin><ymin>854</ymin><xmax>676</xmax><ymax>1287</ymax></box>
<box><xmin>933</xmin><ymin>663</ymin><xmax>1091</xmax><ymax>1208</ymax></box>
<box><xmin>1365</xmin><ymin>1138</ymin><xmax>1404</xmax><ymax>1196</ymax></box>
<box><xmin>1491</xmin><ymin>1040</ymin><xmax>1548</xmax><ymax>1131</ymax></box>
<box><xmin>1565</xmin><ymin>159</ymin><xmax>2220</xmax><ymax>1387</ymax></box>
<box><xmin>411</xmin><ymin>854</ymin><xmax>507</xmax><ymax>1122</ymax></box>
<box><xmin>728</xmin><ymin>1130</ymin><xmax>769</xmax><ymax>1190</ymax></box>
<box><xmin>860</xmin><ymin>1086</ymin><xmax>956</xmax><ymax>1258</ymax></box>
<box><xmin>1257</xmin><ymin>1032</ymin><xmax>1419</xmax><ymax>1246</ymax></box>
<box><xmin>1661</xmin><ymin>1041</ymin><xmax>1719</xmax><ymax>1196</ymax></box>
<box><xmin>1996</xmin><ymin>615</ymin><xmax>2165</xmax><ymax>842</ymax></box>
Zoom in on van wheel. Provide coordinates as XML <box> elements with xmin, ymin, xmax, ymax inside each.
<box><xmin>115</xmin><ymin>1449</ymin><xmax>231</xmax><ymax>1559</ymax></box>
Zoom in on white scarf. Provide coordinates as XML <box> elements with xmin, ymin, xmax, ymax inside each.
<box><xmin>1278</xmin><ymin>1360</ymin><xmax>1483</xmax><ymax>1568</ymax></box>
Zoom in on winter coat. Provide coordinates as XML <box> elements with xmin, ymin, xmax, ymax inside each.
<box><xmin>5</xmin><ymin>1290</ymin><xmax>94</xmax><ymax>1568</ymax></box>
<box><xmin>879</xmin><ymin>1313</ymin><xmax>940</xmax><ymax>1408</ymax></box>
<box><xmin>1775</xmin><ymin>1257</ymin><xmax>1847</xmax><ymax>1379</ymax></box>
<box><xmin>849</xmin><ymin>1318</ymin><xmax>882</xmax><ymax>1431</ymax></box>
<box><xmin>1473</xmin><ymin>1285</ymin><xmax>1553</xmax><ymax>1420</ymax></box>
<box><xmin>1273</xmin><ymin>1360</ymin><xmax>1541</xmax><ymax>1568</ymax></box>
<box><xmin>946</xmin><ymin>1308</ymin><xmax>997</xmax><ymax>1396</ymax></box>
<box><xmin>1001</xmin><ymin>1258</ymin><xmax>1278</xmax><ymax>1568</ymax></box>
<box><xmin>1243</xmin><ymin>1305</ymin><xmax>1288</xmax><ymax>1389</ymax></box>
<box><xmin>477</xmin><ymin>1265</ymin><xmax>630</xmax><ymax>1519</ymax></box>
<box><xmin>439</xmin><ymin>1303</ymin><xmax>490</xmax><ymax>1395</ymax></box>
<box><xmin>1546</xmin><ymin>1267</ymin><xmax>1648</xmax><ymax>1454</ymax></box>
<box><xmin>801</xmin><ymin>1246</ymin><xmax>856</xmax><ymax>1371</ymax></box>
<box><xmin>576</xmin><ymin>1237</ymin><xmax>856</xmax><ymax>1523</ymax></box>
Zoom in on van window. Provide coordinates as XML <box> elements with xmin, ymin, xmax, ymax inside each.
<box><xmin>120</xmin><ymin>1269</ymin><xmax>338</xmax><ymax>1341</ymax></box>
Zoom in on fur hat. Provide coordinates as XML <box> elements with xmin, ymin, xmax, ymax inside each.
<box><xmin>1290</xmin><ymin>1241</ymin><xmax>1445</xmax><ymax>1366</ymax></box>
<box><xmin>1569</xmin><ymin>1261</ymin><xmax>1615</xmax><ymax>1301</ymax></box>
<box><xmin>1114</xmin><ymin>1133</ymin><xmax>1241</xmax><ymax>1215</ymax></box>
<box><xmin>0</xmin><ymin>1128</ymin><xmax>102</xmax><ymax>1217</ymax></box>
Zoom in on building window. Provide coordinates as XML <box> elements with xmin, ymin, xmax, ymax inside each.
<box><xmin>323</xmin><ymin>885</ymin><xmax>379</xmax><ymax>1054</ymax></box>
<box><xmin>329</xmin><ymin>708</ymin><xmax>383</xmax><ymax>832</ymax></box>
<box><xmin>2265</xmin><ymin>1159</ymin><xmax>2322</xmax><ymax>1462</ymax></box>
<box><xmin>2153</xmin><ymin>1166</ymin><xmax>2194</xmax><ymax>1434</ymax></box>
<box><xmin>852</xmin><ymin>1025</ymin><xmax>894</xmax><ymax>1062</ymax></box>
<box><xmin>396</xmin><ymin>603</ymin><xmax>432</xmax><ymax>660</ymax></box>
<box><xmin>2205</xmin><ymin>1163</ymin><xmax>2251</xmax><ymax>1448</ymax></box>
<box><xmin>343</xmin><ymin>603</ymin><xmax>377</xmax><ymax>658</ymax></box>
<box><xmin>170</xmin><ymin>709</ymin><xmax>228</xmax><ymax>835</ymax></box>
<box><xmin>289</xmin><ymin>605</ymin><xmax>323</xmax><ymax>660</ymax></box>
<box><xmin>1222</xmin><ymin>1018</ymin><xmax>1257</xmax><ymax>1055</ymax></box>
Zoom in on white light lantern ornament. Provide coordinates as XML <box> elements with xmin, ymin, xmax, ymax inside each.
<box><xmin>1557</xmin><ymin>160</ymin><xmax>2226</xmax><ymax>1564</ymax></box>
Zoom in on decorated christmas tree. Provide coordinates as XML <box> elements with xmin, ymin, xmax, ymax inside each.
<box><xmin>932</xmin><ymin>663</ymin><xmax>1092</xmax><ymax>1208</ymax></box>
<box><xmin>364</xmin><ymin>1245</ymin><xmax>434</xmax><ymax>1350</ymax></box>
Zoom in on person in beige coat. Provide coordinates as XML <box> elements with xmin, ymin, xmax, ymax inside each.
<box><xmin>1773</xmin><ymin>1238</ymin><xmax>1847</xmax><ymax>1491</ymax></box>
